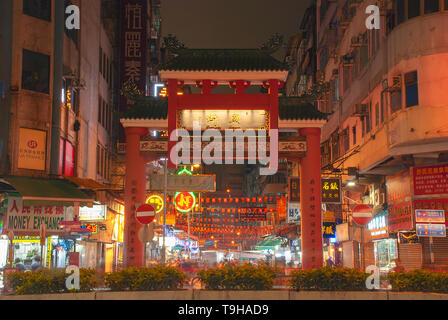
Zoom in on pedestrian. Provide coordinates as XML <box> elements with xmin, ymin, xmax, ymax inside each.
<box><xmin>326</xmin><ymin>257</ymin><xmax>336</xmax><ymax>267</ymax></box>
<box><xmin>31</xmin><ymin>256</ymin><xmax>42</xmax><ymax>272</ymax></box>
<box><xmin>14</xmin><ymin>258</ymin><xmax>25</xmax><ymax>271</ymax></box>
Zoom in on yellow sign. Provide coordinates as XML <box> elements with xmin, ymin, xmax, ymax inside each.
<box><xmin>112</xmin><ymin>214</ymin><xmax>124</xmax><ymax>242</ymax></box>
<box><xmin>156</xmin><ymin>213</ymin><xmax>176</xmax><ymax>225</ymax></box>
<box><xmin>18</xmin><ymin>128</ymin><xmax>47</xmax><ymax>171</ymax></box>
<box><xmin>146</xmin><ymin>194</ymin><xmax>164</xmax><ymax>214</ymax></box>
<box><xmin>178</xmin><ymin>110</ymin><xmax>269</xmax><ymax>130</ymax></box>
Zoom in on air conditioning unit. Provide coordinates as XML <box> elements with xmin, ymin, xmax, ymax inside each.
<box><xmin>389</xmin><ymin>76</ymin><xmax>401</xmax><ymax>90</ymax></box>
<box><xmin>353</xmin><ymin>104</ymin><xmax>368</xmax><ymax>116</ymax></box>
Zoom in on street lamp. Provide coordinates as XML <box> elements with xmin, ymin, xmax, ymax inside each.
<box><xmin>160</xmin><ymin>157</ymin><xmax>168</xmax><ymax>265</ymax></box>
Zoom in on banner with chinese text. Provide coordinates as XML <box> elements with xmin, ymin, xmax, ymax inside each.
<box><xmin>120</xmin><ymin>0</ymin><xmax>147</xmax><ymax>111</ymax></box>
<box><xmin>413</xmin><ymin>164</ymin><xmax>448</xmax><ymax>196</ymax></box>
<box><xmin>321</xmin><ymin>178</ymin><xmax>341</xmax><ymax>203</ymax></box>
<box><xmin>5</xmin><ymin>197</ymin><xmax>68</xmax><ymax>233</ymax></box>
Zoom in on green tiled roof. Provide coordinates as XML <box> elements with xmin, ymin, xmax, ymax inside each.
<box><xmin>120</xmin><ymin>97</ymin><xmax>168</xmax><ymax>120</ymax></box>
<box><xmin>278</xmin><ymin>97</ymin><xmax>328</xmax><ymax>121</ymax></box>
<box><xmin>160</xmin><ymin>49</ymin><xmax>289</xmax><ymax>72</ymax></box>
<box><xmin>121</xmin><ymin>97</ymin><xmax>328</xmax><ymax>121</ymax></box>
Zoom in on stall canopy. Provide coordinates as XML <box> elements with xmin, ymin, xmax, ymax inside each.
<box><xmin>0</xmin><ymin>176</ymin><xmax>94</xmax><ymax>206</ymax></box>
<box><xmin>255</xmin><ymin>238</ymin><xmax>283</xmax><ymax>251</ymax></box>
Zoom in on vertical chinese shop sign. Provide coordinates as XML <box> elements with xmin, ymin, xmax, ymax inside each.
<box><xmin>120</xmin><ymin>0</ymin><xmax>147</xmax><ymax>122</ymax></box>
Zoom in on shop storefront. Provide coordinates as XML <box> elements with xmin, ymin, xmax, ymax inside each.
<box><xmin>367</xmin><ymin>213</ymin><xmax>398</xmax><ymax>272</ymax></box>
<box><xmin>0</xmin><ymin>177</ymin><xmax>93</xmax><ymax>269</ymax></box>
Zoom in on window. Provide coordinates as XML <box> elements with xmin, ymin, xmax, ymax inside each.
<box><xmin>331</xmin><ymin>131</ymin><xmax>340</xmax><ymax>161</ymax></box>
<box><xmin>386</xmin><ymin>10</ymin><xmax>396</xmax><ymax>34</ymax></box>
<box><xmin>334</xmin><ymin>77</ymin><xmax>340</xmax><ymax>102</ymax></box>
<box><xmin>96</xmin><ymin>145</ymin><xmax>101</xmax><ymax>175</ymax></box>
<box><xmin>381</xmin><ymin>91</ymin><xmax>387</xmax><ymax>123</ymax></box>
<box><xmin>397</xmin><ymin>0</ymin><xmax>406</xmax><ymax>24</ymax></box>
<box><xmin>352</xmin><ymin>126</ymin><xmax>357</xmax><ymax>146</ymax></box>
<box><xmin>405</xmin><ymin>71</ymin><xmax>419</xmax><ymax>107</ymax></box>
<box><xmin>445</xmin><ymin>0</ymin><xmax>448</xmax><ymax>10</ymax></box>
<box><xmin>425</xmin><ymin>0</ymin><xmax>440</xmax><ymax>13</ymax></box>
<box><xmin>99</xmin><ymin>48</ymin><xmax>103</xmax><ymax>75</ymax></box>
<box><xmin>23</xmin><ymin>0</ymin><xmax>51</xmax><ymax>21</ymax></box>
<box><xmin>408</xmin><ymin>0</ymin><xmax>421</xmax><ymax>18</ymax></box>
<box><xmin>321</xmin><ymin>140</ymin><xmax>331</xmax><ymax>168</ymax></box>
<box><xmin>365</xmin><ymin>103</ymin><xmax>371</xmax><ymax>134</ymax></box>
<box><xmin>98</xmin><ymin>96</ymin><xmax>103</xmax><ymax>123</ymax></box>
<box><xmin>342</xmin><ymin>128</ymin><xmax>349</xmax><ymax>153</ymax></box>
<box><xmin>390</xmin><ymin>89</ymin><xmax>402</xmax><ymax>113</ymax></box>
<box><xmin>22</xmin><ymin>49</ymin><xmax>50</xmax><ymax>94</ymax></box>
<box><xmin>375</xmin><ymin>103</ymin><xmax>380</xmax><ymax>126</ymax></box>
<box><xmin>360</xmin><ymin>45</ymin><xmax>369</xmax><ymax>70</ymax></box>
<box><xmin>343</xmin><ymin>66</ymin><xmax>351</xmax><ymax>92</ymax></box>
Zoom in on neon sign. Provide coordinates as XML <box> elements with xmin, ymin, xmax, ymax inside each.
<box><xmin>146</xmin><ymin>194</ymin><xmax>164</xmax><ymax>214</ymax></box>
<box><xmin>174</xmin><ymin>192</ymin><xmax>196</xmax><ymax>213</ymax></box>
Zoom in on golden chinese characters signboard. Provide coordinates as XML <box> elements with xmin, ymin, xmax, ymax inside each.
<box><xmin>178</xmin><ymin>110</ymin><xmax>269</xmax><ymax>130</ymax></box>
<box><xmin>18</xmin><ymin>128</ymin><xmax>47</xmax><ymax>171</ymax></box>
<box><xmin>321</xmin><ymin>178</ymin><xmax>341</xmax><ymax>203</ymax></box>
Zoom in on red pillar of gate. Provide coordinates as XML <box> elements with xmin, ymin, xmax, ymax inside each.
<box><xmin>299</xmin><ymin>127</ymin><xmax>323</xmax><ymax>269</ymax></box>
<box><xmin>268</xmin><ymin>79</ymin><xmax>279</xmax><ymax>131</ymax></box>
<box><xmin>124</xmin><ymin>127</ymin><xmax>148</xmax><ymax>267</ymax></box>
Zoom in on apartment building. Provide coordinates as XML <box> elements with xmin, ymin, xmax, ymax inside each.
<box><xmin>313</xmin><ymin>0</ymin><xmax>448</xmax><ymax>270</ymax></box>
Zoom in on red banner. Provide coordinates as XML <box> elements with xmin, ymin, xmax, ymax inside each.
<box><xmin>413</xmin><ymin>164</ymin><xmax>448</xmax><ymax>196</ymax></box>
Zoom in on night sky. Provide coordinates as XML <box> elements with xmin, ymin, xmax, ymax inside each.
<box><xmin>160</xmin><ymin>0</ymin><xmax>313</xmax><ymax>58</ymax></box>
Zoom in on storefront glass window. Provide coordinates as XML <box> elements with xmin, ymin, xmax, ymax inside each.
<box><xmin>375</xmin><ymin>239</ymin><xmax>398</xmax><ymax>272</ymax></box>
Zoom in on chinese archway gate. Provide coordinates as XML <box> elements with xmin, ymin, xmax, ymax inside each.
<box><xmin>120</xmin><ymin>48</ymin><xmax>327</xmax><ymax>269</ymax></box>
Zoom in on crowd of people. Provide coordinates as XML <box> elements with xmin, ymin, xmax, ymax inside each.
<box><xmin>12</xmin><ymin>256</ymin><xmax>42</xmax><ymax>272</ymax></box>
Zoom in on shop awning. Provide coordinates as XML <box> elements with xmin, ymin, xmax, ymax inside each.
<box><xmin>255</xmin><ymin>239</ymin><xmax>283</xmax><ymax>250</ymax></box>
<box><xmin>63</xmin><ymin>176</ymin><xmax>112</xmax><ymax>191</ymax></box>
<box><xmin>0</xmin><ymin>176</ymin><xmax>94</xmax><ymax>206</ymax></box>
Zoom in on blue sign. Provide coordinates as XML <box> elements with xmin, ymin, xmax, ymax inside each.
<box><xmin>416</xmin><ymin>224</ymin><xmax>446</xmax><ymax>237</ymax></box>
<box><xmin>415</xmin><ymin>210</ymin><xmax>445</xmax><ymax>223</ymax></box>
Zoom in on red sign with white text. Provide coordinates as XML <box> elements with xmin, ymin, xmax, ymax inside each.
<box><xmin>413</xmin><ymin>164</ymin><xmax>448</xmax><ymax>196</ymax></box>
<box><xmin>352</xmin><ymin>204</ymin><xmax>373</xmax><ymax>226</ymax></box>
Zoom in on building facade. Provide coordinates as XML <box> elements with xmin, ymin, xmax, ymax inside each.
<box><xmin>0</xmin><ymin>0</ymin><xmax>132</xmax><ymax>272</ymax></box>
<box><xmin>312</xmin><ymin>0</ymin><xmax>448</xmax><ymax>270</ymax></box>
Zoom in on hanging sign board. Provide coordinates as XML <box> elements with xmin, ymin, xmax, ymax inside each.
<box><xmin>5</xmin><ymin>197</ymin><xmax>67</xmax><ymax>233</ymax></box>
<box><xmin>150</xmin><ymin>174</ymin><xmax>216</xmax><ymax>192</ymax></box>
<box><xmin>287</xmin><ymin>202</ymin><xmax>300</xmax><ymax>223</ymax></box>
<box><xmin>289</xmin><ymin>178</ymin><xmax>300</xmax><ymax>202</ymax></box>
<box><xmin>321</xmin><ymin>178</ymin><xmax>341</xmax><ymax>203</ymax></box>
